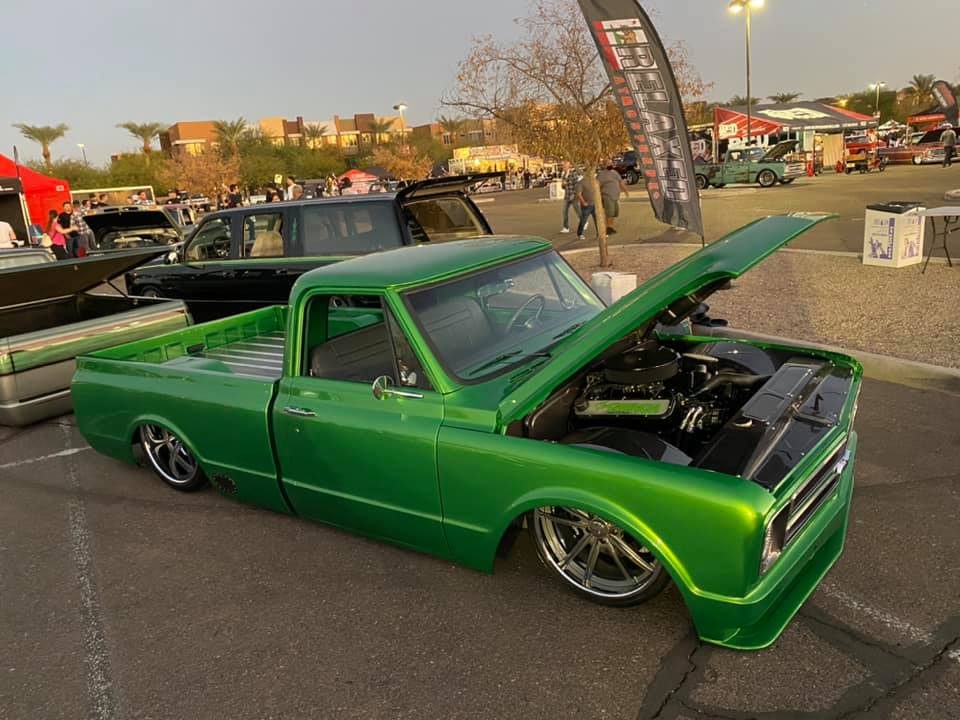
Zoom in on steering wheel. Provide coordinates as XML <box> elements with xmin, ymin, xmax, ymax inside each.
<box><xmin>506</xmin><ymin>294</ymin><xmax>546</xmax><ymax>333</ymax></box>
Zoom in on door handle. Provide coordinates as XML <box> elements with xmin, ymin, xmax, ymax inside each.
<box><xmin>283</xmin><ymin>406</ymin><xmax>316</xmax><ymax>418</ymax></box>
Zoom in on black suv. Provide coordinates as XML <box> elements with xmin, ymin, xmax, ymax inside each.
<box><xmin>126</xmin><ymin>174</ymin><xmax>499</xmax><ymax>322</ymax></box>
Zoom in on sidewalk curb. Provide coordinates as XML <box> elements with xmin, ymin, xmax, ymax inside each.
<box><xmin>560</xmin><ymin>243</ymin><xmax>955</xmax><ymax>265</ymax></box>
<box><xmin>704</xmin><ymin>327</ymin><xmax>960</xmax><ymax>397</ymax></box>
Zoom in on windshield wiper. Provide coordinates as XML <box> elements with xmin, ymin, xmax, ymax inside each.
<box><xmin>553</xmin><ymin>322</ymin><xmax>585</xmax><ymax>341</ymax></box>
<box><xmin>470</xmin><ymin>350</ymin><xmax>551</xmax><ymax>375</ymax></box>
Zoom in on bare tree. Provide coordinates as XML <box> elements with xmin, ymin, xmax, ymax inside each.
<box><xmin>372</xmin><ymin>143</ymin><xmax>433</xmax><ymax>182</ymax></box>
<box><xmin>444</xmin><ymin>0</ymin><xmax>708</xmax><ymax>266</ymax></box>
<box><xmin>160</xmin><ymin>150</ymin><xmax>239</xmax><ymax>203</ymax></box>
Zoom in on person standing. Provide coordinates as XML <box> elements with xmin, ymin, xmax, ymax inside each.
<box><xmin>226</xmin><ymin>184</ymin><xmax>243</xmax><ymax>208</ymax></box>
<box><xmin>597</xmin><ymin>161</ymin><xmax>629</xmax><ymax>236</ymax></box>
<box><xmin>940</xmin><ymin>125</ymin><xmax>957</xmax><ymax>168</ymax></box>
<box><xmin>575</xmin><ymin>173</ymin><xmax>599</xmax><ymax>241</ymax></box>
<box><xmin>58</xmin><ymin>201</ymin><xmax>82</xmax><ymax>257</ymax></box>
<box><xmin>0</xmin><ymin>219</ymin><xmax>16</xmax><ymax>248</ymax></box>
<box><xmin>284</xmin><ymin>175</ymin><xmax>302</xmax><ymax>201</ymax></box>
<box><xmin>560</xmin><ymin>161</ymin><xmax>581</xmax><ymax>234</ymax></box>
<box><xmin>46</xmin><ymin>209</ymin><xmax>69</xmax><ymax>259</ymax></box>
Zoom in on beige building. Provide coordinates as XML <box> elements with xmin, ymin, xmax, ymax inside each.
<box><xmin>159</xmin><ymin>121</ymin><xmax>220</xmax><ymax>156</ymax></box>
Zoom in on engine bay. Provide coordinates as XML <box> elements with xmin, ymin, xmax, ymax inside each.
<box><xmin>522</xmin><ymin>338</ymin><xmax>855</xmax><ymax>488</ymax></box>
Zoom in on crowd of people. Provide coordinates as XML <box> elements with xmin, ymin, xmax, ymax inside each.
<box><xmin>560</xmin><ymin>160</ymin><xmax>629</xmax><ymax>240</ymax></box>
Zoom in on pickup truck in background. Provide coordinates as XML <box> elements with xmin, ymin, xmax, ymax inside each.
<box><xmin>73</xmin><ymin>214</ymin><xmax>862</xmax><ymax>650</ymax></box>
<box><xmin>695</xmin><ymin>141</ymin><xmax>805</xmax><ymax>190</ymax></box>
<box><xmin>1</xmin><ymin>248</ymin><xmax>189</xmax><ymax>425</ymax></box>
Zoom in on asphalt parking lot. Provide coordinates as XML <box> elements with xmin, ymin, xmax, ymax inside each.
<box><xmin>482</xmin><ymin>164</ymin><xmax>960</xmax><ymax>256</ymax></box>
<box><xmin>2</xmin><ymin>372</ymin><xmax>958</xmax><ymax>720</ymax></box>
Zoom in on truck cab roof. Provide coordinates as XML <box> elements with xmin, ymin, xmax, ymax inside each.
<box><xmin>290</xmin><ymin>236</ymin><xmax>551</xmax><ymax>297</ymax></box>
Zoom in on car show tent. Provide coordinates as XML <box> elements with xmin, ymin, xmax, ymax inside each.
<box><xmin>0</xmin><ymin>154</ymin><xmax>71</xmax><ymax>231</ymax></box>
<box><xmin>714</xmin><ymin>102</ymin><xmax>877</xmax><ymax>142</ymax></box>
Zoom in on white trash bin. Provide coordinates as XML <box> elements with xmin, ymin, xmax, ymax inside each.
<box><xmin>592</xmin><ymin>272</ymin><xmax>637</xmax><ymax>306</ymax></box>
<box><xmin>548</xmin><ymin>179</ymin><xmax>564</xmax><ymax>200</ymax></box>
<box><xmin>863</xmin><ymin>202</ymin><xmax>926</xmax><ymax>268</ymax></box>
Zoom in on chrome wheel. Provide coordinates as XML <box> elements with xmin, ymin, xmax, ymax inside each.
<box><xmin>139</xmin><ymin>425</ymin><xmax>205</xmax><ymax>491</ymax></box>
<box><xmin>532</xmin><ymin>507</ymin><xmax>667</xmax><ymax>606</ymax></box>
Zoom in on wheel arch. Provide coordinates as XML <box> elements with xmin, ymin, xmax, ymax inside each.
<box><xmin>127</xmin><ymin>414</ymin><xmax>208</xmax><ymax>472</ymax></box>
<box><xmin>489</xmin><ymin>487</ymin><xmax>695</xmax><ymax>596</ymax></box>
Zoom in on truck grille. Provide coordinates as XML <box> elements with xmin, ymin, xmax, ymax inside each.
<box><xmin>784</xmin><ymin>442</ymin><xmax>850</xmax><ymax>545</ymax></box>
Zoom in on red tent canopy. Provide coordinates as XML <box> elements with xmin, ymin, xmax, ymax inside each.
<box><xmin>714</xmin><ymin>102</ymin><xmax>876</xmax><ymax>141</ymax></box>
<box><xmin>338</xmin><ymin>169</ymin><xmax>378</xmax><ymax>183</ymax></box>
<box><xmin>0</xmin><ymin>154</ymin><xmax>71</xmax><ymax>225</ymax></box>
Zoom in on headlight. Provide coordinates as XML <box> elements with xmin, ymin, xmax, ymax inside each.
<box><xmin>759</xmin><ymin>508</ymin><xmax>788</xmax><ymax>576</ymax></box>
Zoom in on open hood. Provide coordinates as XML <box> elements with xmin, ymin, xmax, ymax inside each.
<box><xmin>500</xmin><ymin>213</ymin><xmax>836</xmax><ymax>424</ymax></box>
<box><xmin>761</xmin><ymin>140</ymin><xmax>799</xmax><ymax>162</ymax></box>
<box><xmin>0</xmin><ymin>247</ymin><xmax>169</xmax><ymax>308</ymax></box>
<box><xmin>82</xmin><ymin>207</ymin><xmax>182</xmax><ymax>238</ymax></box>
<box><xmin>397</xmin><ymin>172</ymin><xmax>505</xmax><ymax>200</ymax></box>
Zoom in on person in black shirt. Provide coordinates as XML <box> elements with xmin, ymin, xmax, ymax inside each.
<box><xmin>58</xmin><ymin>202</ymin><xmax>80</xmax><ymax>257</ymax></box>
<box><xmin>226</xmin><ymin>184</ymin><xmax>243</xmax><ymax>208</ymax></box>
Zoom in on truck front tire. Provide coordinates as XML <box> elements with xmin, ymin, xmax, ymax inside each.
<box><xmin>758</xmin><ymin>170</ymin><xmax>777</xmax><ymax>188</ymax></box>
<box><xmin>626</xmin><ymin>169</ymin><xmax>640</xmax><ymax>185</ymax></box>
<box><xmin>695</xmin><ymin>174</ymin><xmax>709</xmax><ymax>191</ymax></box>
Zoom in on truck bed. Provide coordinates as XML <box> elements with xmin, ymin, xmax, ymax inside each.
<box><xmin>86</xmin><ymin>305</ymin><xmax>289</xmax><ymax>381</ymax></box>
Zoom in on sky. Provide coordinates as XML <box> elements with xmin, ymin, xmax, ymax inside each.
<box><xmin>2</xmin><ymin>0</ymin><xmax>958</xmax><ymax>165</ymax></box>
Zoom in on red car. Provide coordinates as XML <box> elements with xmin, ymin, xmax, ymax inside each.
<box><xmin>880</xmin><ymin>129</ymin><xmax>950</xmax><ymax>165</ymax></box>
<box><xmin>844</xmin><ymin>135</ymin><xmax>886</xmax><ymax>155</ymax></box>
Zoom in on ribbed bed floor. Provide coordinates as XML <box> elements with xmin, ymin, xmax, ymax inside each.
<box><xmin>201</xmin><ymin>331</ymin><xmax>286</xmax><ymax>378</ymax></box>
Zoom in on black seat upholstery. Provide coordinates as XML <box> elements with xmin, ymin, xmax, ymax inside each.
<box><xmin>309</xmin><ymin>323</ymin><xmax>394</xmax><ymax>382</ymax></box>
<box><xmin>417</xmin><ymin>296</ymin><xmax>495</xmax><ymax>368</ymax></box>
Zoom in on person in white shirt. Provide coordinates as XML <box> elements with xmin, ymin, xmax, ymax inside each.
<box><xmin>0</xmin><ymin>220</ymin><xmax>17</xmax><ymax>248</ymax></box>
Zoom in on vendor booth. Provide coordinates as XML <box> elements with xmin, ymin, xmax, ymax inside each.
<box><xmin>0</xmin><ymin>155</ymin><xmax>71</xmax><ymax>238</ymax></box>
<box><xmin>714</xmin><ymin>102</ymin><xmax>876</xmax><ymax>172</ymax></box>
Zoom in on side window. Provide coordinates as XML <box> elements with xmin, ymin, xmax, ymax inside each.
<box><xmin>404</xmin><ymin>197</ymin><xmax>486</xmax><ymax>242</ymax></box>
<box><xmin>184</xmin><ymin>218</ymin><xmax>231</xmax><ymax>261</ymax></box>
<box><xmin>302</xmin><ymin>295</ymin><xmax>432</xmax><ymax>390</ymax></box>
<box><xmin>301</xmin><ymin>203</ymin><xmax>403</xmax><ymax>256</ymax></box>
<box><xmin>241</xmin><ymin>212</ymin><xmax>284</xmax><ymax>258</ymax></box>
<box><xmin>304</xmin><ymin>294</ymin><xmax>393</xmax><ymax>383</ymax></box>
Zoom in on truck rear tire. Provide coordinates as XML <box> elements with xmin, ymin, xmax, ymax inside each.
<box><xmin>695</xmin><ymin>174</ymin><xmax>709</xmax><ymax>191</ymax></box>
<box><xmin>758</xmin><ymin>170</ymin><xmax>777</xmax><ymax>188</ymax></box>
<box><xmin>139</xmin><ymin>425</ymin><xmax>207</xmax><ymax>492</ymax></box>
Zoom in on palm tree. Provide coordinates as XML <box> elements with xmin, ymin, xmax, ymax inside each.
<box><xmin>438</xmin><ymin>114</ymin><xmax>468</xmax><ymax>148</ymax></box>
<box><xmin>768</xmin><ymin>92</ymin><xmax>801</xmax><ymax>103</ymax></box>
<box><xmin>116</xmin><ymin>121</ymin><xmax>167</xmax><ymax>156</ymax></box>
<box><xmin>368</xmin><ymin>118</ymin><xmax>395</xmax><ymax>145</ymax></box>
<box><xmin>909</xmin><ymin>74</ymin><xmax>936</xmax><ymax>106</ymax></box>
<box><xmin>727</xmin><ymin>95</ymin><xmax>758</xmax><ymax>107</ymax></box>
<box><xmin>12</xmin><ymin>123</ymin><xmax>68</xmax><ymax>168</ymax></box>
<box><xmin>303</xmin><ymin>123</ymin><xmax>328</xmax><ymax>149</ymax></box>
<box><xmin>213</xmin><ymin>117</ymin><xmax>249</xmax><ymax>157</ymax></box>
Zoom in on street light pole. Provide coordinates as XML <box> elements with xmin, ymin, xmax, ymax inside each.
<box><xmin>393</xmin><ymin>103</ymin><xmax>408</xmax><ymax>145</ymax></box>
<box><xmin>729</xmin><ymin>0</ymin><xmax>765</xmax><ymax>149</ymax></box>
<box><xmin>77</xmin><ymin>143</ymin><xmax>87</xmax><ymax>164</ymax></box>
<box><xmin>870</xmin><ymin>82</ymin><xmax>886</xmax><ymax>120</ymax></box>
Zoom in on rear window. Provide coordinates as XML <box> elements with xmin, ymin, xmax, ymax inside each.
<box><xmin>299</xmin><ymin>202</ymin><xmax>403</xmax><ymax>256</ymax></box>
<box><xmin>403</xmin><ymin>197</ymin><xmax>487</xmax><ymax>242</ymax></box>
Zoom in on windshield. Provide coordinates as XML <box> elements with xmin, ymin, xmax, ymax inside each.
<box><xmin>404</xmin><ymin>250</ymin><xmax>604</xmax><ymax>382</ymax></box>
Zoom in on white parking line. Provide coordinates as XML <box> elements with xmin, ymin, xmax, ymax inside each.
<box><xmin>61</xmin><ymin>426</ymin><xmax>117</xmax><ymax>719</ymax></box>
<box><xmin>0</xmin><ymin>446</ymin><xmax>91</xmax><ymax>470</ymax></box>
<box><xmin>822</xmin><ymin>583</ymin><xmax>932</xmax><ymax>644</ymax></box>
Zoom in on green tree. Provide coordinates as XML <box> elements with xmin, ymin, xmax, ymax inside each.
<box><xmin>909</xmin><ymin>74</ymin><xmax>936</xmax><ymax>106</ymax></box>
<box><xmin>27</xmin><ymin>159</ymin><xmax>110</xmax><ymax>189</ymax></box>
<box><xmin>214</xmin><ymin>117</ymin><xmax>249</xmax><ymax>157</ymax></box>
<box><xmin>12</xmin><ymin>123</ymin><xmax>69</xmax><ymax>168</ymax></box>
<box><xmin>768</xmin><ymin>92</ymin><xmax>801</xmax><ymax>103</ymax></box>
<box><xmin>116</xmin><ymin>121</ymin><xmax>167</xmax><ymax>156</ymax></box>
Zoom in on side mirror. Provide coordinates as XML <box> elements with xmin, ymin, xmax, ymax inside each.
<box><xmin>371</xmin><ymin>375</ymin><xmax>423</xmax><ymax>400</ymax></box>
<box><xmin>165</xmin><ymin>249</ymin><xmax>179</xmax><ymax>265</ymax></box>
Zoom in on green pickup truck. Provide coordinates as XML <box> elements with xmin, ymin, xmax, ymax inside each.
<box><xmin>72</xmin><ymin>215</ymin><xmax>861</xmax><ymax>650</ymax></box>
<box><xmin>696</xmin><ymin>141</ymin><xmax>806</xmax><ymax>190</ymax></box>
